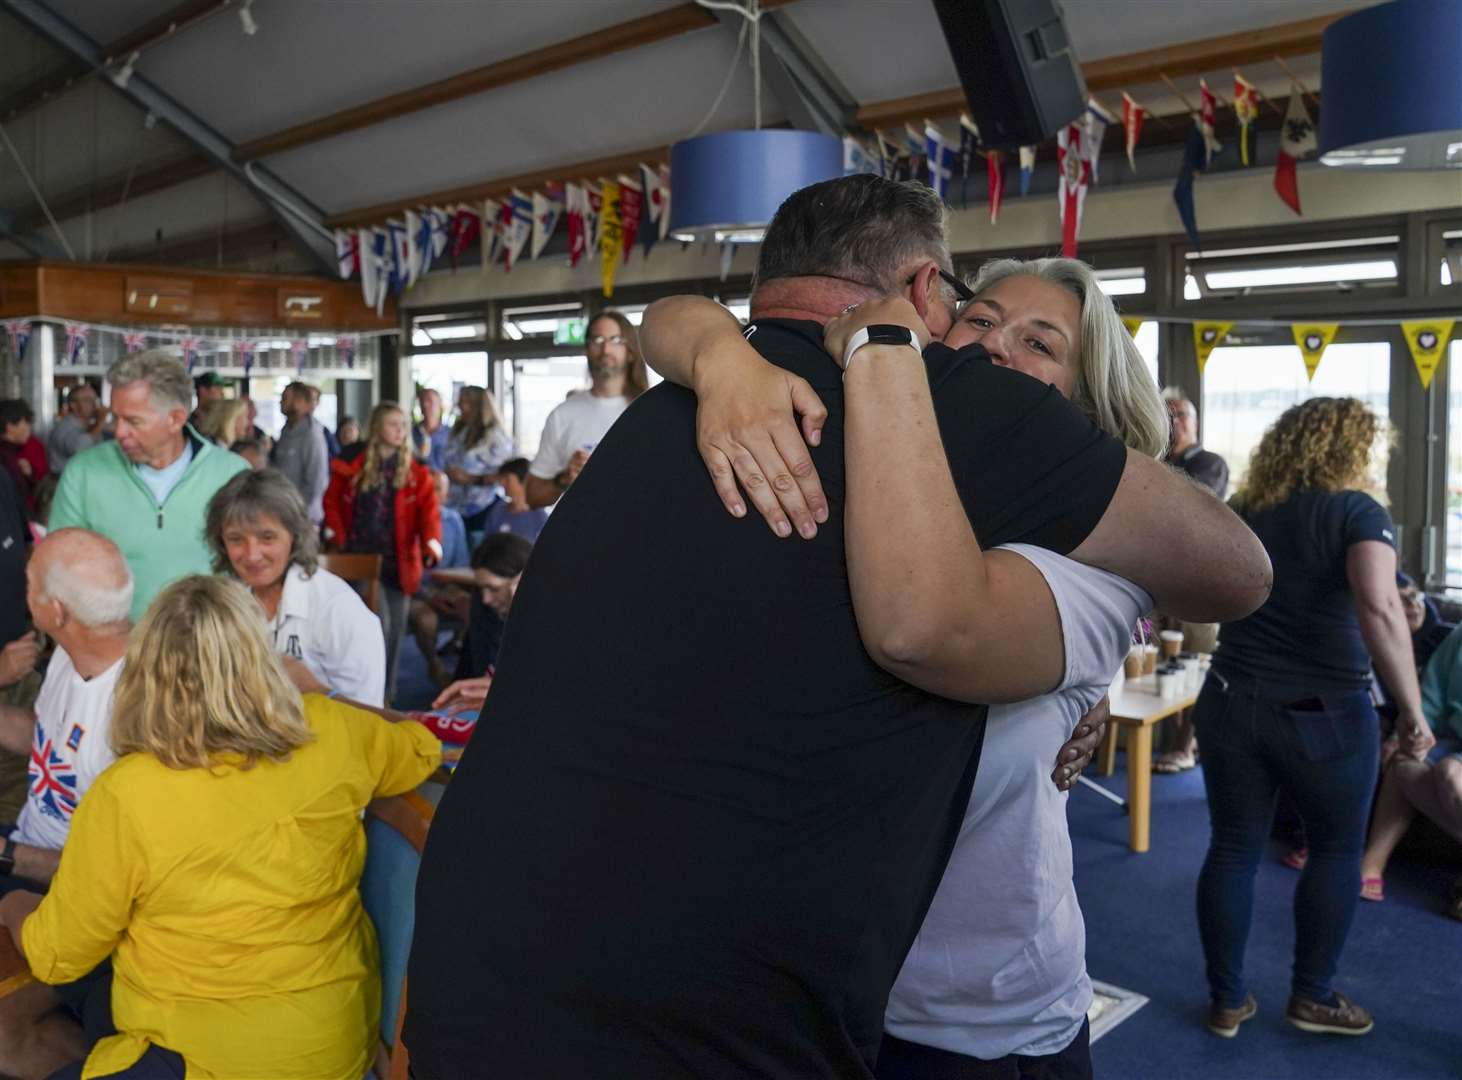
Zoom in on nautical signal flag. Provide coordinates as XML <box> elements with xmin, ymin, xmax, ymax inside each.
<box><xmin>1402</xmin><ymin>320</ymin><xmax>1455</xmax><ymax>389</ymax></box>
<box><xmin>1275</xmin><ymin>91</ymin><xmax>1318</xmax><ymax>215</ymax></box>
<box><xmin>1193</xmin><ymin>322</ymin><xmax>1233</xmax><ymax>375</ymax></box>
<box><xmin>1234</xmin><ymin>74</ymin><xmax>1261</xmax><ymax>166</ymax></box>
<box><xmin>1291</xmin><ymin>323</ymin><xmax>1340</xmax><ymax>381</ymax></box>
<box><xmin>1121</xmin><ymin>93</ymin><xmax>1145</xmax><ymax>173</ymax></box>
<box><xmin>599</xmin><ymin>180</ymin><xmax>623</xmax><ymax>298</ymax></box>
<box><xmin>1198</xmin><ymin>80</ymin><xmax>1222</xmax><ymax>165</ymax></box>
<box><xmin>1122</xmin><ymin>317</ymin><xmax>1144</xmax><ymax>338</ymax></box>
<box><xmin>1055</xmin><ymin>123</ymin><xmax>1092</xmax><ymax>257</ymax></box>
<box><xmin>1173</xmin><ymin>123</ymin><xmax>1208</xmax><ymax>251</ymax></box>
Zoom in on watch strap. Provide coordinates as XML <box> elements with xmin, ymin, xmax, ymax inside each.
<box><xmin>842</xmin><ymin>324</ymin><xmax>918</xmax><ymax>373</ymax></box>
<box><xmin>0</xmin><ymin>836</ymin><xmax>16</xmax><ymax>876</ymax></box>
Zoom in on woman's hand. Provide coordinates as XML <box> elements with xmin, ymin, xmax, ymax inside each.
<box><xmin>445</xmin><ymin>465</ymin><xmax>472</xmax><ymax>486</ymax></box>
<box><xmin>822</xmin><ymin>297</ymin><xmax>931</xmax><ymax>370</ymax></box>
<box><xmin>1051</xmin><ymin>696</ymin><xmax>1109</xmax><ymax>791</ymax></box>
<box><xmin>1396</xmin><ymin>710</ymin><xmax>1436</xmax><ymax>762</ymax></box>
<box><xmin>694</xmin><ymin>346</ymin><xmax>829</xmax><ymax>540</ymax></box>
<box><xmin>434</xmin><ymin>675</ymin><xmax>491</xmax><ymax>712</ymax></box>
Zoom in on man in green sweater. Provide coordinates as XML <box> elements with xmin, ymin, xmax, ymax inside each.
<box><xmin>49</xmin><ymin>351</ymin><xmax>248</xmax><ymax>621</ymax></box>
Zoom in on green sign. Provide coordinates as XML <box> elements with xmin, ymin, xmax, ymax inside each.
<box><xmin>553</xmin><ymin>318</ymin><xmax>587</xmax><ymax>346</ymax></box>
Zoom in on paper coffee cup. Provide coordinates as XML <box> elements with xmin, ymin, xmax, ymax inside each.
<box><xmin>1160</xmin><ymin>630</ymin><xmax>1184</xmax><ymax>658</ymax></box>
<box><xmin>1143</xmin><ymin>645</ymin><xmax>1158</xmax><ymax>674</ymax></box>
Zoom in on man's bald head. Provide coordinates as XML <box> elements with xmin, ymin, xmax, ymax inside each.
<box><xmin>28</xmin><ymin>529</ymin><xmax>133</xmax><ymax>632</ymax></box>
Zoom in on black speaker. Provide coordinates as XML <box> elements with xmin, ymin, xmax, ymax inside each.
<box><xmin>932</xmin><ymin>0</ymin><xmax>1088</xmax><ymax>149</ymax></box>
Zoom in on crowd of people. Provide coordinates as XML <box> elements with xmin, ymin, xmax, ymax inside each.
<box><xmin>0</xmin><ymin>171</ymin><xmax>1450</xmax><ymax>1078</ymax></box>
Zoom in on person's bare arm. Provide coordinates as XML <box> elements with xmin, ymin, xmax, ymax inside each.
<box><xmin>641</xmin><ymin>295</ymin><xmax>828</xmax><ymax>538</ymax></box>
<box><xmin>1349</xmin><ymin>541</ymin><xmax>1435</xmax><ymax>760</ymax></box>
<box><xmin>1067</xmin><ymin>460</ymin><xmax>1271</xmax><ymax>623</ymax></box>
<box><xmin>10</xmin><ymin>844</ymin><xmax>59</xmax><ymax>885</ymax></box>
<box><xmin>831</xmin><ymin>300</ymin><xmax>1066</xmax><ymax>704</ymax></box>
<box><xmin>524</xmin><ymin>473</ymin><xmax>563</xmax><ymax>508</ymax></box>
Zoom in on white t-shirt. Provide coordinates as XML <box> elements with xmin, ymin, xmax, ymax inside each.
<box><xmin>13</xmin><ymin>649</ymin><xmax>124</xmax><ymax>851</ymax></box>
<box><xmin>528</xmin><ymin>392</ymin><xmax>630</xmax><ymax>481</ymax></box>
<box><xmin>884</xmin><ymin>544</ymin><xmax>1151</xmax><ymax>1061</ymax></box>
<box><xmin>269</xmin><ymin>564</ymin><xmax>387</xmax><ymax>707</ymax></box>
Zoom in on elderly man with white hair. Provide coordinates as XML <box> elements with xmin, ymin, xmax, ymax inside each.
<box><xmin>49</xmin><ymin>350</ymin><xmax>247</xmax><ymax>620</ymax></box>
<box><xmin>0</xmin><ymin>529</ymin><xmax>132</xmax><ymax>1078</ymax></box>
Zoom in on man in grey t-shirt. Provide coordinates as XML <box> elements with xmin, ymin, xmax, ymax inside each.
<box><xmin>47</xmin><ymin>383</ymin><xmax>107</xmax><ymax>475</ymax></box>
<box><xmin>270</xmin><ymin>381</ymin><xmax>330</xmax><ymax>524</ymax></box>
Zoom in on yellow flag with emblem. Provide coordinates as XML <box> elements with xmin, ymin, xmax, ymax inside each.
<box><xmin>1192</xmin><ymin>322</ymin><xmax>1233</xmax><ymax>376</ymax></box>
<box><xmin>1402</xmin><ymin>319</ymin><xmax>1454</xmax><ymax>390</ymax></box>
<box><xmin>1291</xmin><ymin>323</ymin><xmax>1339</xmax><ymax>382</ymax></box>
<box><xmin>599</xmin><ymin>180</ymin><xmax>623</xmax><ymax>298</ymax></box>
<box><xmin>1122</xmin><ymin>317</ymin><xmax>1143</xmax><ymax>338</ymax></box>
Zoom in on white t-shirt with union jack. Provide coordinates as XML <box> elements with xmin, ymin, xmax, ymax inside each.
<box><xmin>13</xmin><ymin>648</ymin><xmax>122</xmax><ymax>851</ymax></box>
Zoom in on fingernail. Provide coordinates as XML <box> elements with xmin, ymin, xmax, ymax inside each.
<box><xmin>775</xmin><ymin>520</ymin><xmax>792</xmax><ymax>537</ymax></box>
<box><xmin>731</xmin><ymin>503</ymin><xmax>745</xmax><ymax>517</ymax></box>
<box><xmin>799</xmin><ymin>521</ymin><xmax>816</xmax><ymax>539</ymax></box>
<box><xmin>1062</xmin><ymin>767</ymin><xmax>1072</xmax><ymax>778</ymax></box>
<box><xmin>810</xmin><ymin>430</ymin><xmax>822</xmax><ymax>446</ymax></box>
<box><xmin>814</xmin><ymin>505</ymin><xmax>829</xmax><ymax>523</ymax></box>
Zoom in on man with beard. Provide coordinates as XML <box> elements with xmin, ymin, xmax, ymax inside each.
<box><xmin>524</xmin><ymin>310</ymin><xmax>649</xmax><ymax>508</ymax></box>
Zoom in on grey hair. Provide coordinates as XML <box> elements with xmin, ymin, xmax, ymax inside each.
<box><xmin>107</xmin><ymin>349</ymin><xmax>193</xmax><ymax>414</ymax></box>
<box><xmin>753</xmin><ymin>174</ymin><xmax>953</xmax><ymax>295</ymax></box>
<box><xmin>205</xmin><ymin>468</ymin><xmax>321</xmax><ymax>577</ymax></box>
<box><xmin>39</xmin><ymin>532</ymin><xmax>133</xmax><ymax>628</ymax></box>
<box><xmin>965</xmin><ymin>258</ymin><xmax>1169</xmax><ymax>459</ymax></box>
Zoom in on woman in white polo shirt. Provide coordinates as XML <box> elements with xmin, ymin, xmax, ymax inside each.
<box><xmin>205</xmin><ymin>468</ymin><xmax>386</xmax><ymax>706</ymax></box>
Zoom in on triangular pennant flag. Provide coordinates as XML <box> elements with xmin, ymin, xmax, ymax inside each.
<box><xmin>565</xmin><ymin>182</ymin><xmax>587</xmax><ymax>267</ymax></box>
<box><xmin>955</xmin><ymin>116</ymin><xmax>978</xmax><ymax>207</ymax></box>
<box><xmin>905</xmin><ymin>122</ymin><xmax>929</xmax><ymax>185</ymax></box>
<box><xmin>924</xmin><ymin>123</ymin><xmax>954</xmax><ymax>200</ymax></box>
<box><xmin>1122</xmin><ymin>317</ymin><xmax>1144</xmax><ymax>338</ymax></box>
<box><xmin>532</xmin><ymin>186</ymin><xmax>564</xmax><ymax>261</ymax></box>
<box><xmin>1234</xmin><ymin>73</ymin><xmax>1261</xmax><ymax>167</ymax></box>
<box><xmin>618</xmin><ymin>175</ymin><xmax>642</xmax><ymax>264</ymax></box>
<box><xmin>987</xmin><ymin>150</ymin><xmax>1005</xmax><ymax>225</ymax></box>
<box><xmin>842</xmin><ymin>136</ymin><xmax>877</xmax><ymax>177</ymax></box>
<box><xmin>638</xmin><ymin>163</ymin><xmax>663</xmax><ymax>257</ymax></box>
<box><xmin>414</xmin><ymin>209</ymin><xmax>437</xmax><ymax>279</ymax></box>
<box><xmin>1274</xmin><ymin>90</ymin><xmax>1317</xmax><ymax>215</ymax></box>
<box><xmin>403</xmin><ymin>209</ymin><xmax>423</xmax><ymax>288</ymax></box>
<box><xmin>1056</xmin><ymin>124</ymin><xmax>1091</xmax><ymax>257</ymax></box>
<box><xmin>501</xmin><ymin>190</ymin><xmax>533</xmax><ymax>271</ymax></box>
<box><xmin>64</xmin><ymin>324</ymin><xmax>87</xmax><ymax>364</ymax></box>
<box><xmin>1291</xmin><ymin>323</ymin><xmax>1340</xmax><ymax>381</ymax></box>
<box><xmin>1084</xmin><ymin>99</ymin><xmax>1115</xmax><ymax>184</ymax></box>
<box><xmin>1018</xmin><ymin>145</ymin><xmax>1036</xmax><ymax>196</ymax></box>
<box><xmin>585</xmin><ymin>183</ymin><xmax>604</xmax><ymax>257</ymax></box>
<box><xmin>1193</xmin><ymin>322</ymin><xmax>1233</xmax><ymax>375</ymax></box>
<box><xmin>1173</xmin><ymin>124</ymin><xmax>1207</xmax><ymax>250</ymax></box>
<box><xmin>429</xmin><ymin>207</ymin><xmax>450</xmax><ymax>259</ymax></box>
<box><xmin>1198</xmin><ymin>79</ymin><xmax>1222</xmax><ymax>165</ymax></box>
<box><xmin>448</xmin><ymin>206</ymin><xmax>480</xmax><ymax>270</ymax></box>
<box><xmin>358</xmin><ymin>227</ymin><xmax>379</xmax><ymax>304</ymax></box>
<box><xmin>334</xmin><ymin>229</ymin><xmax>358</xmax><ymax>279</ymax></box>
<box><xmin>387</xmin><ymin>220</ymin><xmax>410</xmax><ymax>295</ymax></box>
<box><xmin>599</xmin><ymin>179</ymin><xmax>623</xmax><ymax>298</ymax></box>
<box><xmin>1121</xmin><ymin>93</ymin><xmax>1145</xmax><ymax>174</ymax></box>
<box><xmin>481</xmin><ymin>199</ymin><xmax>504</xmax><ymax>268</ymax></box>
<box><xmin>1402</xmin><ymin>320</ymin><xmax>1455</xmax><ymax>390</ymax></box>
<box><xmin>656</xmin><ymin>163</ymin><xmax>671</xmax><ymax>241</ymax></box>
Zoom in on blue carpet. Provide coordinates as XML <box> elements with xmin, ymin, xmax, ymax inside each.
<box><xmin>1073</xmin><ymin>751</ymin><xmax>1462</xmax><ymax>1078</ymax></box>
<box><xmin>391</xmin><ymin>634</ymin><xmax>440</xmax><ymax>713</ymax></box>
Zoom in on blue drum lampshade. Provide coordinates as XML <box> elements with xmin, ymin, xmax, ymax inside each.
<box><xmin>668</xmin><ymin>130</ymin><xmax>844</xmax><ymax>243</ymax></box>
<box><xmin>1319</xmin><ymin>0</ymin><xmax>1462</xmax><ymax>169</ymax></box>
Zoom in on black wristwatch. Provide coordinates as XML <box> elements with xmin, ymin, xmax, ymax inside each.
<box><xmin>0</xmin><ymin>837</ymin><xmax>17</xmax><ymax>876</ymax></box>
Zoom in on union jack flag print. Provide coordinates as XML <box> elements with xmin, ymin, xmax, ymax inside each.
<box><xmin>30</xmin><ymin>727</ymin><xmax>78</xmax><ymax>823</ymax></box>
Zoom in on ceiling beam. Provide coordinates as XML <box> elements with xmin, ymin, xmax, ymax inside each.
<box><xmin>0</xmin><ymin>0</ymin><xmax>237</xmax><ymax>123</ymax></box>
<box><xmin>0</xmin><ymin>207</ymin><xmax>69</xmax><ymax>260</ymax></box>
<box><xmin>233</xmin><ymin>0</ymin><xmax>798</xmax><ymax>163</ymax></box>
<box><xmin>10</xmin><ymin>154</ymin><xmax>213</xmax><ymax>234</ymax></box>
<box><xmin>1</xmin><ymin>0</ymin><xmax>337</xmax><ymax>274</ymax></box>
<box><xmin>718</xmin><ymin>6</ymin><xmax>857</xmax><ymax>136</ymax></box>
<box><xmin>856</xmin><ymin>9</ymin><xmax>1348</xmax><ymax>131</ymax></box>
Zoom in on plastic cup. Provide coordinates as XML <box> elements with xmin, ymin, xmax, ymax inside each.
<box><xmin>1124</xmin><ymin>647</ymin><xmax>1144</xmax><ymax>679</ymax></box>
<box><xmin>1143</xmin><ymin>645</ymin><xmax>1159</xmax><ymax>675</ymax></box>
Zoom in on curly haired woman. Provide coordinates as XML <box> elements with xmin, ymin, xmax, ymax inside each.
<box><xmin>1195</xmin><ymin>397</ymin><xmax>1433</xmax><ymax>1040</ymax></box>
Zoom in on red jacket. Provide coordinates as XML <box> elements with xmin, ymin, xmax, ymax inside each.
<box><xmin>323</xmin><ymin>453</ymin><xmax>442</xmax><ymax>595</ymax></box>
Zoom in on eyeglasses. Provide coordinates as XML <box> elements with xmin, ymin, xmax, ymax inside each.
<box><xmin>588</xmin><ymin>334</ymin><xmax>627</xmax><ymax>347</ymax></box>
<box><xmin>906</xmin><ymin>268</ymin><xmax>975</xmax><ymax>304</ymax></box>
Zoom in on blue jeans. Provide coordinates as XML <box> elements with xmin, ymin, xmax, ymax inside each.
<box><xmin>1193</xmin><ymin>675</ymin><xmax>1379</xmax><ymax>1008</ymax></box>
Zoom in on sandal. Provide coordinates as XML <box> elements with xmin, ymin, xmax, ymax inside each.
<box><xmin>1359</xmin><ymin>876</ymin><xmax>1385</xmax><ymax>902</ymax></box>
<box><xmin>1154</xmin><ymin>751</ymin><xmax>1197</xmax><ymax>774</ymax></box>
<box><xmin>1283</xmin><ymin>847</ymin><xmax>1309</xmax><ymax>871</ymax></box>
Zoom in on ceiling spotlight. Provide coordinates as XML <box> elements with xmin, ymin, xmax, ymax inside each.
<box><xmin>238</xmin><ymin>0</ymin><xmax>257</xmax><ymax>36</ymax></box>
<box><xmin>110</xmin><ymin>51</ymin><xmax>138</xmax><ymax>89</ymax></box>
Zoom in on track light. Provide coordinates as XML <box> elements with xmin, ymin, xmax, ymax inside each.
<box><xmin>110</xmin><ymin>51</ymin><xmax>138</xmax><ymax>89</ymax></box>
<box><xmin>238</xmin><ymin>0</ymin><xmax>257</xmax><ymax>36</ymax></box>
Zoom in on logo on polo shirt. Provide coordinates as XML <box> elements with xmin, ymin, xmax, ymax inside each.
<box><xmin>65</xmin><ymin>724</ymin><xmax>85</xmax><ymax>752</ymax></box>
<box><xmin>285</xmin><ymin>634</ymin><xmax>303</xmax><ymax>660</ymax></box>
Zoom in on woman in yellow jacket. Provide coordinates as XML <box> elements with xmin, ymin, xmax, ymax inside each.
<box><xmin>0</xmin><ymin>574</ymin><xmax>440</xmax><ymax>1079</ymax></box>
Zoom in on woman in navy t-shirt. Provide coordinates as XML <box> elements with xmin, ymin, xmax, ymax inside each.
<box><xmin>1197</xmin><ymin>397</ymin><xmax>1434</xmax><ymax>1039</ymax></box>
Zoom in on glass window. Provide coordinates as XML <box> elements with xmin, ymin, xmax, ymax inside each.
<box><xmin>1133</xmin><ymin>321</ymin><xmax>1159</xmax><ymax>387</ymax></box>
<box><xmin>500</xmin><ymin>356</ymin><xmax>591</xmax><ymax>459</ymax></box>
<box><xmin>1184</xmin><ymin>235</ymin><xmax>1400</xmax><ymax>302</ymax></box>
<box><xmin>411</xmin><ymin>351</ymin><xmax>490</xmax><ymax>429</ymax></box>
<box><xmin>1201</xmin><ymin>342</ymin><xmax>1391</xmax><ymax>496</ymax></box>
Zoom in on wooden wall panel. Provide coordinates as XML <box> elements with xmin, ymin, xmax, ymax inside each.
<box><xmin>0</xmin><ymin>268</ymin><xmax>40</xmax><ymax>316</ymax></box>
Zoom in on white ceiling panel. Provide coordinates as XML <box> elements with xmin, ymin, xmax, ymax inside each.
<box><xmin>45</xmin><ymin>0</ymin><xmax>175</xmax><ymax>47</ymax></box>
<box><xmin>1062</xmin><ymin>0</ymin><xmax>1378</xmax><ymax>61</ymax></box>
<box><xmin>782</xmin><ymin>0</ymin><xmax>958</xmax><ymax>104</ymax></box>
<box><xmin>266</xmin><ymin>25</ymin><xmax>782</xmax><ymax>214</ymax></box>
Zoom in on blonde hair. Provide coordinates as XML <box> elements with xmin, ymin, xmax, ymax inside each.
<box><xmin>965</xmin><ymin>258</ymin><xmax>1168</xmax><ymax>458</ymax></box>
<box><xmin>111</xmin><ymin>575</ymin><xmax>312</xmax><ymax>770</ymax></box>
<box><xmin>194</xmin><ymin>398</ymin><xmax>248</xmax><ymax>446</ymax></box>
<box><xmin>356</xmin><ymin>402</ymin><xmax>411</xmax><ymax>492</ymax></box>
<box><xmin>1233</xmin><ymin>397</ymin><xmax>1379</xmax><ymax>514</ymax></box>
<box><xmin>450</xmin><ymin>385</ymin><xmax>508</xmax><ymax>450</ymax></box>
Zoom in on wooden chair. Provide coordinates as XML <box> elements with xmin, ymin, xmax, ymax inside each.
<box><xmin>321</xmin><ymin>553</ymin><xmax>383</xmax><ymax>615</ymax></box>
<box><xmin>360</xmin><ymin>790</ymin><xmax>434</xmax><ymax>1080</ymax></box>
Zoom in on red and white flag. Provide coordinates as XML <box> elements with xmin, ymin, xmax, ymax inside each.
<box><xmin>617</xmin><ymin>175</ymin><xmax>642</xmax><ymax>264</ymax></box>
<box><xmin>1199</xmin><ymin>79</ymin><xmax>1221</xmax><ymax>165</ymax></box>
<box><xmin>123</xmin><ymin>332</ymin><xmax>148</xmax><ymax>353</ymax></box>
<box><xmin>333</xmin><ymin>229</ymin><xmax>358</xmax><ymax>279</ymax></box>
<box><xmin>1122</xmin><ymin>92</ymin><xmax>1145</xmax><ymax>173</ymax></box>
<box><xmin>987</xmin><ymin>150</ymin><xmax>1005</xmax><ymax>225</ymax></box>
<box><xmin>585</xmin><ymin>183</ymin><xmax>604</xmax><ymax>257</ymax></box>
<box><xmin>1233</xmin><ymin>73</ymin><xmax>1261</xmax><ymax>166</ymax></box>
<box><xmin>1274</xmin><ymin>90</ymin><xmax>1317</xmax><ymax>215</ymax></box>
<box><xmin>531</xmin><ymin>185</ymin><xmax>564</xmax><ymax>261</ymax></box>
<box><xmin>1056</xmin><ymin>123</ymin><xmax>1092</xmax><ymax>257</ymax></box>
<box><xmin>565</xmin><ymin>182</ymin><xmax>587</xmax><ymax>267</ymax></box>
<box><xmin>639</xmin><ymin>162</ymin><xmax>666</xmax><ymax>254</ymax></box>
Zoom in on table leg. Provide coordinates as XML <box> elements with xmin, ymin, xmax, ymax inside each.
<box><xmin>1127</xmin><ymin>723</ymin><xmax>1153</xmax><ymax>853</ymax></box>
<box><xmin>1098</xmin><ymin>722</ymin><xmax>1119</xmax><ymax>777</ymax></box>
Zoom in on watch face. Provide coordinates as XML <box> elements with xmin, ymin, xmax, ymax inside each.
<box><xmin>866</xmin><ymin>324</ymin><xmax>913</xmax><ymax>347</ymax></box>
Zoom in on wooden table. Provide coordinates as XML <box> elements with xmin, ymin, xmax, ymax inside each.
<box><xmin>1088</xmin><ymin>673</ymin><xmax>1198</xmax><ymax>853</ymax></box>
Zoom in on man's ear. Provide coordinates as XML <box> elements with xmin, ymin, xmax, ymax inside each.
<box><xmin>905</xmin><ymin>262</ymin><xmax>941</xmax><ymax>325</ymax></box>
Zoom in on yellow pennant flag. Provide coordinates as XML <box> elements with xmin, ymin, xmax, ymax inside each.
<box><xmin>1402</xmin><ymin>320</ymin><xmax>1454</xmax><ymax>389</ymax></box>
<box><xmin>1291</xmin><ymin>323</ymin><xmax>1340</xmax><ymax>382</ymax></box>
<box><xmin>599</xmin><ymin>180</ymin><xmax>623</xmax><ymax>297</ymax></box>
<box><xmin>1192</xmin><ymin>322</ymin><xmax>1233</xmax><ymax>375</ymax></box>
<box><xmin>1121</xmin><ymin>317</ymin><xmax>1144</xmax><ymax>338</ymax></box>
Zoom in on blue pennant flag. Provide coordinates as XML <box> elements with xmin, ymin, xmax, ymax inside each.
<box><xmin>1173</xmin><ymin>124</ymin><xmax>1207</xmax><ymax>251</ymax></box>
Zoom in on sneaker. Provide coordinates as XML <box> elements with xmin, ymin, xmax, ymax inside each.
<box><xmin>1207</xmin><ymin>993</ymin><xmax>1257</xmax><ymax>1038</ymax></box>
<box><xmin>1286</xmin><ymin>991</ymin><xmax>1374</xmax><ymax>1036</ymax></box>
